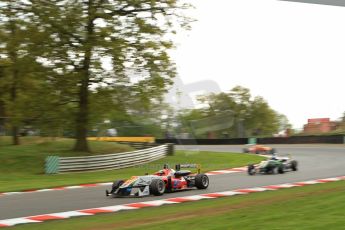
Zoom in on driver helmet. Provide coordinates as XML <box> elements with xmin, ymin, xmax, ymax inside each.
<box><xmin>156</xmin><ymin>169</ymin><xmax>166</xmax><ymax>176</ymax></box>
<box><xmin>270</xmin><ymin>156</ymin><xmax>278</xmax><ymax>160</ymax></box>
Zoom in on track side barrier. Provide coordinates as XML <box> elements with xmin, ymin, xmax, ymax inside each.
<box><xmin>45</xmin><ymin>144</ymin><xmax>173</xmax><ymax>174</ymax></box>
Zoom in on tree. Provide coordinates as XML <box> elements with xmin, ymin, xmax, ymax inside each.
<box><xmin>24</xmin><ymin>0</ymin><xmax>190</xmax><ymax>151</ymax></box>
<box><xmin>174</xmin><ymin>86</ymin><xmax>285</xmax><ymax>138</ymax></box>
<box><xmin>0</xmin><ymin>1</ymin><xmax>43</xmax><ymax>144</ymax></box>
<box><xmin>175</xmin><ymin>108</ymin><xmax>207</xmax><ymax>138</ymax></box>
<box><xmin>88</xmin><ymin>84</ymin><xmax>173</xmax><ymax>137</ymax></box>
<box><xmin>335</xmin><ymin>111</ymin><xmax>345</xmax><ymax>132</ymax></box>
<box><xmin>0</xmin><ymin>64</ymin><xmax>6</xmax><ymax>135</ymax></box>
<box><xmin>246</xmin><ymin>96</ymin><xmax>280</xmax><ymax>136</ymax></box>
<box><xmin>276</xmin><ymin>113</ymin><xmax>292</xmax><ymax>132</ymax></box>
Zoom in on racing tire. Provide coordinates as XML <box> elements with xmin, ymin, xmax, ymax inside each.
<box><xmin>195</xmin><ymin>174</ymin><xmax>209</xmax><ymax>189</ymax></box>
<box><xmin>247</xmin><ymin>164</ymin><xmax>256</xmax><ymax>175</ymax></box>
<box><xmin>243</xmin><ymin>148</ymin><xmax>249</xmax><ymax>153</ymax></box>
<box><xmin>272</xmin><ymin>166</ymin><xmax>279</xmax><ymax>174</ymax></box>
<box><xmin>108</xmin><ymin>180</ymin><xmax>124</xmax><ymax>195</ymax></box>
<box><xmin>112</xmin><ymin>180</ymin><xmax>124</xmax><ymax>190</ymax></box>
<box><xmin>291</xmin><ymin>160</ymin><xmax>298</xmax><ymax>171</ymax></box>
<box><xmin>278</xmin><ymin>165</ymin><xmax>285</xmax><ymax>174</ymax></box>
<box><xmin>150</xmin><ymin>179</ymin><xmax>165</xmax><ymax>196</ymax></box>
<box><xmin>166</xmin><ymin>176</ymin><xmax>172</xmax><ymax>192</ymax></box>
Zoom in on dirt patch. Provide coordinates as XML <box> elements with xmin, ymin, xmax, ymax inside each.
<box><xmin>86</xmin><ymin>185</ymin><xmax>344</xmax><ymax>230</ymax></box>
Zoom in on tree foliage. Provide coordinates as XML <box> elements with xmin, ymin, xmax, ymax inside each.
<box><xmin>0</xmin><ymin>0</ymin><xmax>191</xmax><ymax>149</ymax></box>
<box><xmin>176</xmin><ymin>86</ymin><xmax>289</xmax><ymax>138</ymax></box>
<box><xmin>0</xmin><ymin>1</ymin><xmax>44</xmax><ymax>144</ymax></box>
<box><xmin>31</xmin><ymin>0</ymin><xmax>190</xmax><ymax>151</ymax></box>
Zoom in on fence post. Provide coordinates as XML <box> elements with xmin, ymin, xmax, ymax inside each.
<box><xmin>45</xmin><ymin>156</ymin><xmax>59</xmax><ymax>174</ymax></box>
<box><xmin>248</xmin><ymin>137</ymin><xmax>257</xmax><ymax>144</ymax></box>
<box><xmin>166</xmin><ymin>143</ymin><xmax>175</xmax><ymax>156</ymax></box>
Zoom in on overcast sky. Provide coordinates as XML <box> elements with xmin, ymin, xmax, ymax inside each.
<box><xmin>169</xmin><ymin>0</ymin><xmax>345</xmax><ymax>129</ymax></box>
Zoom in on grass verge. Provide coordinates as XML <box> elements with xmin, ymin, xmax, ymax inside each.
<box><xmin>0</xmin><ymin>137</ymin><xmax>263</xmax><ymax>192</ymax></box>
<box><xmin>9</xmin><ymin>180</ymin><xmax>345</xmax><ymax>230</ymax></box>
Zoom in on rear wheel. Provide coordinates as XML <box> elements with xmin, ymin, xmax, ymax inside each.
<box><xmin>291</xmin><ymin>160</ymin><xmax>298</xmax><ymax>171</ymax></box>
<box><xmin>150</xmin><ymin>179</ymin><xmax>165</xmax><ymax>196</ymax></box>
<box><xmin>195</xmin><ymin>174</ymin><xmax>209</xmax><ymax>189</ymax></box>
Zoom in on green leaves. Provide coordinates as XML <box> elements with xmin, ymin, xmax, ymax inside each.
<box><xmin>0</xmin><ymin>0</ymin><xmax>191</xmax><ymax>147</ymax></box>
<box><xmin>176</xmin><ymin>86</ymin><xmax>288</xmax><ymax>138</ymax></box>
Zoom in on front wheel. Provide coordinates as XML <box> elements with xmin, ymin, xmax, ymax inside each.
<box><xmin>272</xmin><ymin>166</ymin><xmax>279</xmax><ymax>174</ymax></box>
<box><xmin>150</xmin><ymin>179</ymin><xmax>165</xmax><ymax>196</ymax></box>
<box><xmin>195</xmin><ymin>174</ymin><xmax>209</xmax><ymax>189</ymax></box>
<box><xmin>112</xmin><ymin>180</ymin><xmax>124</xmax><ymax>189</ymax></box>
<box><xmin>270</xmin><ymin>148</ymin><xmax>276</xmax><ymax>154</ymax></box>
<box><xmin>247</xmin><ymin>164</ymin><xmax>256</xmax><ymax>175</ymax></box>
<box><xmin>107</xmin><ymin>180</ymin><xmax>124</xmax><ymax>196</ymax></box>
<box><xmin>278</xmin><ymin>165</ymin><xmax>285</xmax><ymax>174</ymax></box>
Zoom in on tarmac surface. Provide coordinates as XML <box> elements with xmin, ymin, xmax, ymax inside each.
<box><xmin>0</xmin><ymin>144</ymin><xmax>344</xmax><ymax>219</ymax></box>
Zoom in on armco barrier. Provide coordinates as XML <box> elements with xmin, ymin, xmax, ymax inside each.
<box><xmin>45</xmin><ymin>144</ymin><xmax>170</xmax><ymax>174</ymax></box>
<box><xmin>45</xmin><ymin>156</ymin><xmax>59</xmax><ymax>174</ymax></box>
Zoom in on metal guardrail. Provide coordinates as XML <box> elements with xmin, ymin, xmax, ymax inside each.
<box><xmin>45</xmin><ymin>144</ymin><xmax>170</xmax><ymax>174</ymax></box>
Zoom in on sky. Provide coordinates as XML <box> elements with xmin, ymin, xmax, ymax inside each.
<box><xmin>168</xmin><ymin>0</ymin><xmax>345</xmax><ymax>129</ymax></box>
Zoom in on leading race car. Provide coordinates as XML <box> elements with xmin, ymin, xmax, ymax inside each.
<box><xmin>106</xmin><ymin>164</ymin><xmax>209</xmax><ymax>197</ymax></box>
<box><xmin>243</xmin><ymin>144</ymin><xmax>276</xmax><ymax>155</ymax></box>
<box><xmin>247</xmin><ymin>155</ymin><xmax>298</xmax><ymax>175</ymax></box>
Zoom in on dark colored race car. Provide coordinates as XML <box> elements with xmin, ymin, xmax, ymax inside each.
<box><xmin>106</xmin><ymin>164</ymin><xmax>209</xmax><ymax>197</ymax></box>
<box><xmin>247</xmin><ymin>155</ymin><xmax>298</xmax><ymax>175</ymax></box>
<box><xmin>243</xmin><ymin>144</ymin><xmax>276</xmax><ymax>155</ymax></box>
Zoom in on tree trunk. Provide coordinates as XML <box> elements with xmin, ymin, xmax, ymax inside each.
<box><xmin>73</xmin><ymin>2</ymin><xmax>94</xmax><ymax>152</ymax></box>
<box><xmin>10</xmin><ymin>76</ymin><xmax>20</xmax><ymax>145</ymax></box>
<box><xmin>0</xmin><ymin>100</ymin><xmax>6</xmax><ymax>135</ymax></box>
<box><xmin>73</xmin><ymin>74</ymin><xmax>90</xmax><ymax>152</ymax></box>
<box><xmin>9</xmin><ymin>19</ymin><xmax>20</xmax><ymax>145</ymax></box>
<box><xmin>0</xmin><ymin>67</ymin><xmax>5</xmax><ymax>134</ymax></box>
<box><xmin>12</xmin><ymin>126</ymin><xmax>19</xmax><ymax>145</ymax></box>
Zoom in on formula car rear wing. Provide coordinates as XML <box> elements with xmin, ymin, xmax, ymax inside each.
<box><xmin>175</xmin><ymin>164</ymin><xmax>201</xmax><ymax>174</ymax></box>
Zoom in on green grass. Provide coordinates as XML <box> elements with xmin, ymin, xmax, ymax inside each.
<box><xmin>0</xmin><ymin>136</ymin><xmax>263</xmax><ymax>192</ymax></box>
<box><xmin>9</xmin><ymin>180</ymin><xmax>345</xmax><ymax>230</ymax></box>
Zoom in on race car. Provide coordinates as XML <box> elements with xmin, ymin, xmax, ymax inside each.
<box><xmin>243</xmin><ymin>144</ymin><xmax>276</xmax><ymax>155</ymax></box>
<box><xmin>106</xmin><ymin>164</ymin><xmax>209</xmax><ymax>197</ymax></box>
<box><xmin>247</xmin><ymin>155</ymin><xmax>298</xmax><ymax>175</ymax></box>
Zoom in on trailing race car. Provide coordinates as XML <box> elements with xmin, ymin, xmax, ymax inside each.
<box><xmin>247</xmin><ymin>155</ymin><xmax>298</xmax><ymax>175</ymax></box>
<box><xmin>243</xmin><ymin>144</ymin><xmax>276</xmax><ymax>155</ymax></box>
<box><xmin>106</xmin><ymin>164</ymin><xmax>209</xmax><ymax>197</ymax></box>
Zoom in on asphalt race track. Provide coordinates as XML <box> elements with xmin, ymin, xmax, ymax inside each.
<box><xmin>0</xmin><ymin>144</ymin><xmax>344</xmax><ymax>220</ymax></box>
